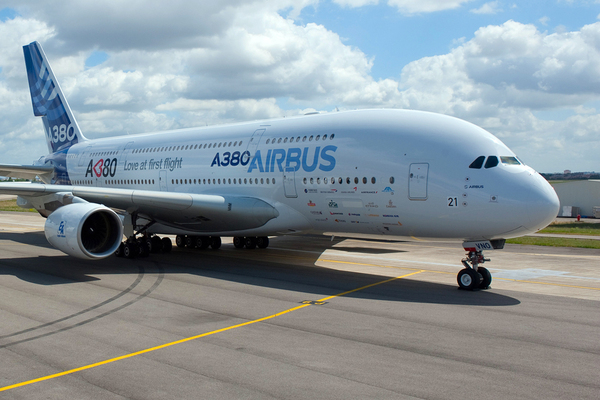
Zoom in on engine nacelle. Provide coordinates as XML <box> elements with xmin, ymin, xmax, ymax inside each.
<box><xmin>45</xmin><ymin>203</ymin><xmax>123</xmax><ymax>260</ymax></box>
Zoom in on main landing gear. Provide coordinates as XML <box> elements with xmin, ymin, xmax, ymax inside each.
<box><xmin>115</xmin><ymin>212</ymin><xmax>173</xmax><ymax>259</ymax></box>
<box><xmin>457</xmin><ymin>240</ymin><xmax>504</xmax><ymax>290</ymax></box>
<box><xmin>175</xmin><ymin>235</ymin><xmax>270</xmax><ymax>250</ymax></box>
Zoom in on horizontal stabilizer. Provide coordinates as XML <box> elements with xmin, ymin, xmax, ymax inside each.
<box><xmin>0</xmin><ymin>164</ymin><xmax>54</xmax><ymax>180</ymax></box>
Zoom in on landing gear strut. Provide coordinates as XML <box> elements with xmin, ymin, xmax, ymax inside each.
<box><xmin>115</xmin><ymin>212</ymin><xmax>172</xmax><ymax>258</ymax></box>
<box><xmin>457</xmin><ymin>240</ymin><xmax>503</xmax><ymax>290</ymax></box>
<box><xmin>458</xmin><ymin>250</ymin><xmax>491</xmax><ymax>290</ymax></box>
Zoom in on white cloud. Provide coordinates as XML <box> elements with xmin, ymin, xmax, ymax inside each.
<box><xmin>387</xmin><ymin>0</ymin><xmax>474</xmax><ymax>14</ymax></box>
<box><xmin>470</xmin><ymin>1</ymin><xmax>502</xmax><ymax>14</ymax></box>
<box><xmin>332</xmin><ymin>0</ymin><xmax>379</xmax><ymax>7</ymax></box>
<box><xmin>0</xmin><ymin>2</ymin><xmax>598</xmax><ymax>172</ymax></box>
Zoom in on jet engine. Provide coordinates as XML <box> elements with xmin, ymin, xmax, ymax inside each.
<box><xmin>45</xmin><ymin>203</ymin><xmax>123</xmax><ymax>260</ymax></box>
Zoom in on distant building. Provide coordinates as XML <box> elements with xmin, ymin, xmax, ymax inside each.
<box><xmin>564</xmin><ymin>169</ymin><xmax>571</xmax><ymax>174</ymax></box>
<box><xmin>551</xmin><ymin>180</ymin><xmax>600</xmax><ymax>218</ymax></box>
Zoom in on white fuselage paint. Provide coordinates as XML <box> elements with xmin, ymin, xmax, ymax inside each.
<box><xmin>56</xmin><ymin>109</ymin><xmax>559</xmax><ymax>241</ymax></box>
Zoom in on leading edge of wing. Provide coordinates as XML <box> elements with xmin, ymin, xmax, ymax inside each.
<box><xmin>0</xmin><ymin>182</ymin><xmax>279</xmax><ymax>231</ymax></box>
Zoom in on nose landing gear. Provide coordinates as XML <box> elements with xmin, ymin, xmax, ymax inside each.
<box><xmin>458</xmin><ymin>240</ymin><xmax>503</xmax><ymax>290</ymax></box>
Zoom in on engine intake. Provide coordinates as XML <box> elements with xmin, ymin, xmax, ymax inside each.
<box><xmin>45</xmin><ymin>203</ymin><xmax>123</xmax><ymax>260</ymax></box>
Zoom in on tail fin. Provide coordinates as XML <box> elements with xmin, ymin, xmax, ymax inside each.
<box><xmin>23</xmin><ymin>41</ymin><xmax>86</xmax><ymax>153</ymax></box>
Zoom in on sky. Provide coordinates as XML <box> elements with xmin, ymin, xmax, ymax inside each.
<box><xmin>0</xmin><ymin>0</ymin><xmax>598</xmax><ymax>173</ymax></box>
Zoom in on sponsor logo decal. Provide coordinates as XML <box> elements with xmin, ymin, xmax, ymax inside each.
<box><xmin>361</xmin><ymin>190</ymin><xmax>378</xmax><ymax>194</ymax></box>
<box><xmin>348</xmin><ymin>213</ymin><xmax>360</xmax><ymax>216</ymax></box>
<box><xmin>367</xmin><ymin>214</ymin><xmax>379</xmax><ymax>217</ymax></box>
<box><xmin>334</xmin><ymin>219</ymin><xmax>346</xmax><ymax>223</ymax></box>
<box><xmin>330</xmin><ymin>212</ymin><xmax>343</xmax><ymax>215</ymax></box>
<box><xmin>386</xmin><ymin>200</ymin><xmax>397</xmax><ymax>208</ymax></box>
<box><xmin>464</xmin><ymin>184</ymin><xmax>484</xmax><ymax>189</ymax></box>
<box><xmin>310</xmin><ymin>211</ymin><xmax>322</xmax><ymax>215</ymax></box>
<box><xmin>365</xmin><ymin>202</ymin><xmax>378</xmax><ymax>208</ymax></box>
<box><xmin>383</xmin><ymin>214</ymin><xmax>400</xmax><ymax>218</ymax></box>
<box><xmin>382</xmin><ymin>187</ymin><xmax>394</xmax><ymax>193</ymax></box>
<box><xmin>57</xmin><ymin>221</ymin><xmax>66</xmax><ymax>237</ymax></box>
<box><xmin>304</xmin><ymin>189</ymin><xmax>317</xmax><ymax>194</ymax></box>
<box><xmin>307</xmin><ymin>200</ymin><xmax>316</xmax><ymax>207</ymax></box>
<box><xmin>328</xmin><ymin>201</ymin><xmax>338</xmax><ymax>208</ymax></box>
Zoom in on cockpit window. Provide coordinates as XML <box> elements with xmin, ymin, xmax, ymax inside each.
<box><xmin>484</xmin><ymin>156</ymin><xmax>499</xmax><ymax>169</ymax></box>
<box><xmin>469</xmin><ymin>156</ymin><xmax>485</xmax><ymax>169</ymax></box>
<box><xmin>500</xmin><ymin>156</ymin><xmax>521</xmax><ymax>165</ymax></box>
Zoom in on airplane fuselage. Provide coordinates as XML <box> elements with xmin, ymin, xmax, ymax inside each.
<box><xmin>41</xmin><ymin>109</ymin><xmax>556</xmax><ymax>241</ymax></box>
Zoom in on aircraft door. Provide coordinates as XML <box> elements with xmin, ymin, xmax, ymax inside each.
<box><xmin>283</xmin><ymin>167</ymin><xmax>297</xmax><ymax>198</ymax></box>
<box><xmin>246</xmin><ymin>129</ymin><xmax>265</xmax><ymax>155</ymax></box>
<box><xmin>120</xmin><ymin>141</ymin><xmax>135</xmax><ymax>169</ymax></box>
<box><xmin>159</xmin><ymin>170</ymin><xmax>168</xmax><ymax>191</ymax></box>
<box><xmin>78</xmin><ymin>146</ymin><xmax>93</xmax><ymax>167</ymax></box>
<box><xmin>408</xmin><ymin>163</ymin><xmax>429</xmax><ymax>200</ymax></box>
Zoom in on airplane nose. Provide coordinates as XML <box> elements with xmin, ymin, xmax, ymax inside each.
<box><xmin>525</xmin><ymin>173</ymin><xmax>560</xmax><ymax>232</ymax></box>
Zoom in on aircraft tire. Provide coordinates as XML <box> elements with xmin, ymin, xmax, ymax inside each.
<box><xmin>115</xmin><ymin>242</ymin><xmax>125</xmax><ymax>257</ymax></box>
<box><xmin>257</xmin><ymin>236</ymin><xmax>269</xmax><ymax>249</ymax></box>
<box><xmin>176</xmin><ymin>235</ymin><xmax>186</xmax><ymax>248</ymax></box>
<box><xmin>185</xmin><ymin>236</ymin><xmax>197</xmax><ymax>248</ymax></box>
<box><xmin>161</xmin><ymin>237</ymin><xmax>173</xmax><ymax>253</ymax></box>
<box><xmin>457</xmin><ymin>268</ymin><xmax>481</xmax><ymax>290</ymax></box>
<box><xmin>245</xmin><ymin>237</ymin><xmax>257</xmax><ymax>249</ymax></box>
<box><xmin>124</xmin><ymin>242</ymin><xmax>137</xmax><ymax>259</ymax></box>
<box><xmin>210</xmin><ymin>236</ymin><xmax>222</xmax><ymax>249</ymax></box>
<box><xmin>477</xmin><ymin>267</ymin><xmax>492</xmax><ymax>289</ymax></box>
<box><xmin>150</xmin><ymin>236</ymin><xmax>163</xmax><ymax>253</ymax></box>
<box><xmin>197</xmin><ymin>236</ymin><xmax>210</xmax><ymax>249</ymax></box>
<box><xmin>233</xmin><ymin>237</ymin><xmax>245</xmax><ymax>249</ymax></box>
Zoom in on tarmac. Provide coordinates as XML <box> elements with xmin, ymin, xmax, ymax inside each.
<box><xmin>0</xmin><ymin>211</ymin><xmax>598</xmax><ymax>399</ymax></box>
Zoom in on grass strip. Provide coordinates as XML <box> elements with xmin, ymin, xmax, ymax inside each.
<box><xmin>507</xmin><ymin>236</ymin><xmax>600</xmax><ymax>249</ymax></box>
<box><xmin>538</xmin><ymin>222</ymin><xmax>600</xmax><ymax>236</ymax></box>
<box><xmin>0</xmin><ymin>199</ymin><xmax>36</xmax><ymax>213</ymax></box>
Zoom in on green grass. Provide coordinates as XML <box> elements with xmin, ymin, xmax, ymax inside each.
<box><xmin>0</xmin><ymin>199</ymin><xmax>37</xmax><ymax>212</ymax></box>
<box><xmin>507</xmin><ymin>236</ymin><xmax>600</xmax><ymax>249</ymax></box>
<box><xmin>538</xmin><ymin>222</ymin><xmax>600</xmax><ymax>236</ymax></box>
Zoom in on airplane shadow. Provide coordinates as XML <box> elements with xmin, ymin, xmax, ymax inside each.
<box><xmin>0</xmin><ymin>232</ymin><xmax>520</xmax><ymax>307</ymax></box>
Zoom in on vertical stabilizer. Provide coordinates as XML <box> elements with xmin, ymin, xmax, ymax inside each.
<box><xmin>23</xmin><ymin>41</ymin><xmax>86</xmax><ymax>153</ymax></box>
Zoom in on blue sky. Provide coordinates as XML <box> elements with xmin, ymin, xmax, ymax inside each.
<box><xmin>299</xmin><ymin>1</ymin><xmax>599</xmax><ymax>80</ymax></box>
<box><xmin>0</xmin><ymin>0</ymin><xmax>598</xmax><ymax>172</ymax></box>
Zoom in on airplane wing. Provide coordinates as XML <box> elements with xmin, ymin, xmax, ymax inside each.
<box><xmin>0</xmin><ymin>164</ymin><xmax>54</xmax><ymax>180</ymax></box>
<box><xmin>0</xmin><ymin>182</ymin><xmax>279</xmax><ymax>232</ymax></box>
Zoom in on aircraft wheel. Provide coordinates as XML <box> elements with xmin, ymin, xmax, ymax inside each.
<box><xmin>150</xmin><ymin>236</ymin><xmax>163</xmax><ymax>253</ymax></box>
<box><xmin>115</xmin><ymin>242</ymin><xmax>125</xmax><ymax>257</ymax></box>
<box><xmin>138</xmin><ymin>241</ymin><xmax>150</xmax><ymax>257</ymax></box>
<box><xmin>457</xmin><ymin>268</ymin><xmax>481</xmax><ymax>290</ymax></box>
<box><xmin>197</xmin><ymin>236</ymin><xmax>210</xmax><ymax>249</ymax></box>
<box><xmin>256</xmin><ymin>236</ymin><xmax>269</xmax><ymax>249</ymax></box>
<box><xmin>245</xmin><ymin>237</ymin><xmax>257</xmax><ymax>249</ymax></box>
<box><xmin>124</xmin><ymin>242</ymin><xmax>137</xmax><ymax>259</ymax></box>
<box><xmin>477</xmin><ymin>267</ymin><xmax>492</xmax><ymax>289</ymax></box>
<box><xmin>233</xmin><ymin>237</ymin><xmax>245</xmax><ymax>249</ymax></box>
<box><xmin>161</xmin><ymin>237</ymin><xmax>173</xmax><ymax>253</ymax></box>
<box><xmin>185</xmin><ymin>236</ymin><xmax>197</xmax><ymax>248</ymax></box>
<box><xmin>176</xmin><ymin>235</ymin><xmax>186</xmax><ymax>248</ymax></box>
<box><xmin>210</xmin><ymin>236</ymin><xmax>222</xmax><ymax>249</ymax></box>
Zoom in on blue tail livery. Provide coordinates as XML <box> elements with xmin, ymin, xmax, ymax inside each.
<box><xmin>23</xmin><ymin>41</ymin><xmax>86</xmax><ymax>153</ymax></box>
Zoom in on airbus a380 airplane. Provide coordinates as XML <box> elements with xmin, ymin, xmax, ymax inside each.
<box><xmin>0</xmin><ymin>42</ymin><xmax>559</xmax><ymax>290</ymax></box>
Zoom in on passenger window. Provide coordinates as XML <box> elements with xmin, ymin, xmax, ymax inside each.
<box><xmin>484</xmin><ymin>156</ymin><xmax>499</xmax><ymax>169</ymax></box>
<box><xmin>469</xmin><ymin>156</ymin><xmax>485</xmax><ymax>169</ymax></box>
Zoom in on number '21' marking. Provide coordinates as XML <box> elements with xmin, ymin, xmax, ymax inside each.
<box><xmin>448</xmin><ymin>197</ymin><xmax>458</xmax><ymax>207</ymax></box>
